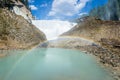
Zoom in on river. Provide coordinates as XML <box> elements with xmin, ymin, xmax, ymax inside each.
<box><xmin>0</xmin><ymin>48</ymin><xmax>114</xmax><ymax>80</ymax></box>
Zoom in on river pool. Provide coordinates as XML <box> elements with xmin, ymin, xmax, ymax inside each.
<box><xmin>0</xmin><ymin>48</ymin><xmax>114</xmax><ymax>80</ymax></box>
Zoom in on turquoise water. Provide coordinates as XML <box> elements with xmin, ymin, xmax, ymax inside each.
<box><xmin>0</xmin><ymin>48</ymin><xmax>114</xmax><ymax>80</ymax></box>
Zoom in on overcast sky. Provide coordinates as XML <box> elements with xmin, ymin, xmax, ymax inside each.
<box><xmin>29</xmin><ymin>0</ymin><xmax>108</xmax><ymax>20</ymax></box>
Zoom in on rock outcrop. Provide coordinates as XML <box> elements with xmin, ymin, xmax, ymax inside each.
<box><xmin>12</xmin><ymin>0</ymin><xmax>33</xmax><ymax>22</ymax></box>
<box><xmin>62</xmin><ymin>17</ymin><xmax>120</xmax><ymax>43</ymax></box>
<box><xmin>0</xmin><ymin>0</ymin><xmax>33</xmax><ymax>22</ymax></box>
<box><xmin>0</xmin><ymin>9</ymin><xmax>46</xmax><ymax>49</ymax></box>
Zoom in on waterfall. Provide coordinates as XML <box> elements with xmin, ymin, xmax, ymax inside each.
<box><xmin>32</xmin><ymin>20</ymin><xmax>76</xmax><ymax>40</ymax></box>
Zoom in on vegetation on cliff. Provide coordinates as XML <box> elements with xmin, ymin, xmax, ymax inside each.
<box><xmin>90</xmin><ymin>0</ymin><xmax>120</xmax><ymax>21</ymax></box>
<box><xmin>0</xmin><ymin>0</ymin><xmax>30</xmax><ymax>10</ymax></box>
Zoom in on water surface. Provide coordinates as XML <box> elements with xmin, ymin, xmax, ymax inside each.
<box><xmin>0</xmin><ymin>48</ymin><xmax>114</xmax><ymax>80</ymax></box>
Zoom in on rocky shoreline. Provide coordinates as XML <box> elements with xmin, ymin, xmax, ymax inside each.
<box><xmin>39</xmin><ymin>37</ymin><xmax>120</xmax><ymax>80</ymax></box>
<box><xmin>75</xmin><ymin>45</ymin><xmax>120</xmax><ymax>80</ymax></box>
<box><xmin>59</xmin><ymin>17</ymin><xmax>120</xmax><ymax>80</ymax></box>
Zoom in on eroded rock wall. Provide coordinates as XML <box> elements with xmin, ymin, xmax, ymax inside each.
<box><xmin>0</xmin><ymin>9</ymin><xmax>46</xmax><ymax>49</ymax></box>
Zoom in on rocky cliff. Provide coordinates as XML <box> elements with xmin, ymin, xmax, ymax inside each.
<box><xmin>0</xmin><ymin>0</ymin><xmax>33</xmax><ymax>22</ymax></box>
<box><xmin>12</xmin><ymin>0</ymin><xmax>33</xmax><ymax>22</ymax></box>
<box><xmin>0</xmin><ymin>8</ymin><xmax>46</xmax><ymax>49</ymax></box>
<box><xmin>62</xmin><ymin>17</ymin><xmax>120</xmax><ymax>44</ymax></box>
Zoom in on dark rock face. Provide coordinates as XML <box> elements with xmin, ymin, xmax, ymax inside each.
<box><xmin>0</xmin><ymin>9</ymin><xmax>46</xmax><ymax>49</ymax></box>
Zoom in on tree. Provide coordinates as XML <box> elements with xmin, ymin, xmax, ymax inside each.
<box><xmin>19</xmin><ymin>0</ymin><xmax>29</xmax><ymax>9</ymax></box>
<box><xmin>0</xmin><ymin>0</ymin><xmax>15</xmax><ymax>8</ymax></box>
<box><xmin>89</xmin><ymin>0</ymin><xmax>120</xmax><ymax>21</ymax></box>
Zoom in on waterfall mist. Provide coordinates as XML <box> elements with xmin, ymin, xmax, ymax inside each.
<box><xmin>32</xmin><ymin>20</ymin><xmax>76</xmax><ymax>40</ymax></box>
